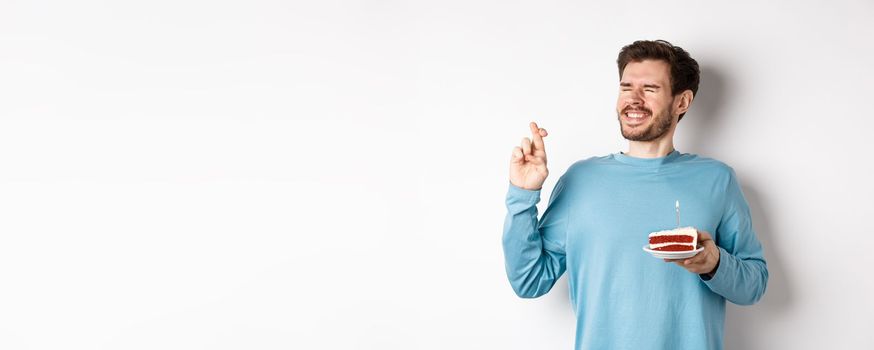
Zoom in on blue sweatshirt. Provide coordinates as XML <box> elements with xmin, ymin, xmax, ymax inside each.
<box><xmin>502</xmin><ymin>150</ymin><xmax>768</xmax><ymax>350</ymax></box>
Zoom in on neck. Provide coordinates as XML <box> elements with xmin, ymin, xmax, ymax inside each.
<box><xmin>624</xmin><ymin>131</ymin><xmax>676</xmax><ymax>158</ymax></box>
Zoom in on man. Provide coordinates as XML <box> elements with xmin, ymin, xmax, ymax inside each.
<box><xmin>502</xmin><ymin>40</ymin><xmax>768</xmax><ymax>350</ymax></box>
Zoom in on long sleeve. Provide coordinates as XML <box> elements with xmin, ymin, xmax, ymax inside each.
<box><xmin>501</xmin><ymin>176</ymin><xmax>570</xmax><ymax>298</ymax></box>
<box><xmin>702</xmin><ymin>168</ymin><xmax>769</xmax><ymax>305</ymax></box>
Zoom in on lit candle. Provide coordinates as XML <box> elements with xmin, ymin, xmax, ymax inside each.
<box><xmin>675</xmin><ymin>200</ymin><xmax>680</xmax><ymax>228</ymax></box>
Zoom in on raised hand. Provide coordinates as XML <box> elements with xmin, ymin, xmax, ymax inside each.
<box><xmin>664</xmin><ymin>230</ymin><xmax>721</xmax><ymax>276</ymax></box>
<box><xmin>510</xmin><ymin>121</ymin><xmax>549</xmax><ymax>190</ymax></box>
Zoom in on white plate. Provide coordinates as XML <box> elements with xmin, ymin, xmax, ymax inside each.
<box><xmin>642</xmin><ymin>245</ymin><xmax>704</xmax><ymax>259</ymax></box>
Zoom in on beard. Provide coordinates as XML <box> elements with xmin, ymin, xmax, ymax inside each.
<box><xmin>617</xmin><ymin>106</ymin><xmax>674</xmax><ymax>142</ymax></box>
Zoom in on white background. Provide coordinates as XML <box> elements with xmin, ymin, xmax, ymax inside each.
<box><xmin>1</xmin><ymin>1</ymin><xmax>873</xmax><ymax>349</ymax></box>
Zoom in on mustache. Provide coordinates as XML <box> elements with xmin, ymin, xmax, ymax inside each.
<box><xmin>622</xmin><ymin>106</ymin><xmax>652</xmax><ymax>115</ymax></box>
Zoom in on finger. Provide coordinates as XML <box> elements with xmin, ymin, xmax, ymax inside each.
<box><xmin>681</xmin><ymin>258</ymin><xmax>698</xmax><ymax>266</ymax></box>
<box><xmin>521</xmin><ymin>137</ymin><xmax>532</xmax><ymax>155</ymax></box>
<box><xmin>683</xmin><ymin>251</ymin><xmax>708</xmax><ymax>266</ymax></box>
<box><xmin>678</xmin><ymin>261</ymin><xmax>705</xmax><ymax>273</ymax></box>
<box><xmin>676</xmin><ymin>260</ymin><xmax>704</xmax><ymax>273</ymax></box>
<box><xmin>511</xmin><ymin>147</ymin><xmax>524</xmax><ymax>163</ymax></box>
<box><xmin>673</xmin><ymin>261</ymin><xmax>688</xmax><ymax>268</ymax></box>
<box><xmin>524</xmin><ymin>154</ymin><xmax>544</xmax><ymax>165</ymax></box>
<box><xmin>529</xmin><ymin>122</ymin><xmax>547</xmax><ymax>151</ymax></box>
<box><xmin>698</xmin><ymin>230</ymin><xmax>713</xmax><ymax>242</ymax></box>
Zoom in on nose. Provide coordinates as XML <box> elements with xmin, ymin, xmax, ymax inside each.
<box><xmin>625</xmin><ymin>88</ymin><xmax>644</xmax><ymax>107</ymax></box>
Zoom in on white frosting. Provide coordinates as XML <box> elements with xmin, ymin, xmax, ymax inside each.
<box><xmin>649</xmin><ymin>226</ymin><xmax>697</xmax><ymax>237</ymax></box>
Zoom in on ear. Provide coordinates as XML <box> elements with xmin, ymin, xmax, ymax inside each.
<box><xmin>673</xmin><ymin>90</ymin><xmax>694</xmax><ymax>116</ymax></box>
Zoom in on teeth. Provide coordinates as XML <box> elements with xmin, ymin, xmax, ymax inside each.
<box><xmin>627</xmin><ymin>112</ymin><xmax>647</xmax><ymax>119</ymax></box>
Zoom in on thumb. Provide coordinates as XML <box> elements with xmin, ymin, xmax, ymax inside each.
<box><xmin>511</xmin><ymin>147</ymin><xmax>524</xmax><ymax>163</ymax></box>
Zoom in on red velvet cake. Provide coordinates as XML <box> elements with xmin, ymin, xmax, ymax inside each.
<box><xmin>648</xmin><ymin>227</ymin><xmax>698</xmax><ymax>251</ymax></box>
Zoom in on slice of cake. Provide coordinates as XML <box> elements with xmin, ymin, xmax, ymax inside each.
<box><xmin>648</xmin><ymin>227</ymin><xmax>698</xmax><ymax>251</ymax></box>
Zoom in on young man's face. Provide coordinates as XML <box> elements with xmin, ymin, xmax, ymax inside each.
<box><xmin>616</xmin><ymin>59</ymin><xmax>677</xmax><ymax>142</ymax></box>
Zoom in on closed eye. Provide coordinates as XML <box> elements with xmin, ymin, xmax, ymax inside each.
<box><xmin>643</xmin><ymin>84</ymin><xmax>660</xmax><ymax>92</ymax></box>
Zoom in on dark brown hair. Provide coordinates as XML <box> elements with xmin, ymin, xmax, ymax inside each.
<box><xmin>617</xmin><ymin>40</ymin><xmax>700</xmax><ymax>121</ymax></box>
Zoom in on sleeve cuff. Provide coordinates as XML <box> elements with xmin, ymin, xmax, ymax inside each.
<box><xmin>505</xmin><ymin>182</ymin><xmax>542</xmax><ymax>213</ymax></box>
<box><xmin>507</xmin><ymin>182</ymin><xmax>541</xmax><ymax>200</ymax></box>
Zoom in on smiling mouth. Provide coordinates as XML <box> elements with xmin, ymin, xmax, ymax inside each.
<box><xmin>623</xmin><ymin>109</ymin><xmax>651</xmax><ymax>124</ymax></box>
